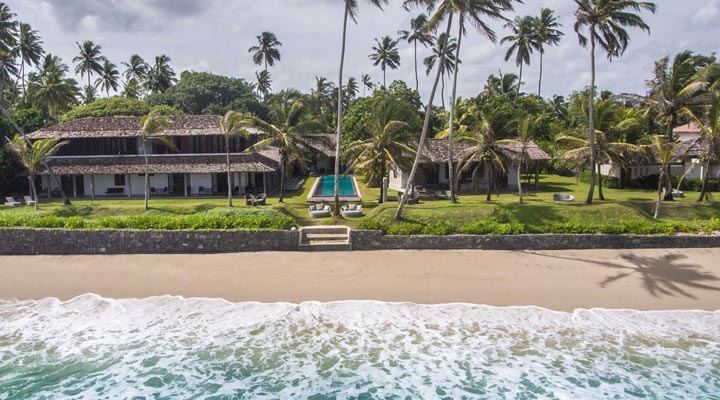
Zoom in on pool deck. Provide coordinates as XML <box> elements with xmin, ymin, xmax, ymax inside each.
<box><xmin>307</xmin><ymin>176</ymin><xmax>362</xmax><ymax>203</ymax></box>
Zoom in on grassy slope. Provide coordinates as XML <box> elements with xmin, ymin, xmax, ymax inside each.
<box><xmin>1</xmin><ymin>175</ymin><xmax>718</xmax><ymax>229</ymax></box>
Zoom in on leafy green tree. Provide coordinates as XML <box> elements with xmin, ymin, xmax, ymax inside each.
<box><xmin>4</xmin><ymin>134</ymin><xmax>65</xmax><ymax>209</ymax></box>
<box><xmin>573</xmin><ymin>0</ymin><xmax>656</xmax><ymax>204</ymax></box>
<box><xmin>73</xmin><ymin>40</ymin><xmax>105</xmax><ymax>92</ymax></box>
<box><xmin>532</xmin><ymin>8</ymin><xmax>563</xmax><ymax>96</ymax></box>
<box><xmin>139</xmin><ymin>111</ymin><xmax>174</xmax><ymax>210</ymax></box>
<box><xmin>398</xmin><ymin>13</ymin><xmax>434</xmax><ymax>92</ymax></box>
<box><xmin>122</xmin><ymin>77</ymin><xmax>142</xmax><ymax>99</ymax></box>
<box><xmin>145</xmin><ymin>55</ymin><xmax>176</xmax><ymax>94</ymax></box>
<box><xmin>95</xmin><ymin>59</ymin><xmax>119</xmax><ymax>97</ymax></box>
<box><xmin>13</xmin><ymin>22</ymin><xmax>44</xmax><ymax>95</ymax></box>
<box><xmin>62</xmin><ymin>97</ymin><xmax>150</xmax><ymax>122</ymax></box>
<box><xmin>369</xmin><ymin>36</ymin><xmax>401</xmax><ymax>87</ymax></box>
<box><xmin>502</xmin><ymin>15</ymin><xmax>535</xmax><ymax>101</ymax></box>
<box><xmin>248</xmin><ymin>32</ymin><xmax>282</xmax><ymax>72</ymax></box>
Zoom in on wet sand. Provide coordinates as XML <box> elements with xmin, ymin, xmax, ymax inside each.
<box><xmin>1</xmin><ymin>249</ymin><xmax>719</xmax><ymax>311</ymax></box>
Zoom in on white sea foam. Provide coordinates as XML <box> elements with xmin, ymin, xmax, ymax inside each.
<box><xmin>0</xmin><ymin>295</ymin><xmax>718</xmax><ymax>399</ymax></box>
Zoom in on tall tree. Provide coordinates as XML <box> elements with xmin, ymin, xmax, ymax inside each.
<box><xmin>369</xmin><ymin>36</ymin><xmax>401</xmax><ymax>87</ymax></box>
<box><xmin>398</xmin><ymin>13</ymin><xmax>434</xmax><ymax>92</ymax></box>
<box><xmin>424</xmin><ymin>32</ymin><xmax>457</xmax><ymax>109</ymax></box>
<box><xmin>145</xmin><ymin>55</ymin><xmax>176</xmax><ymax>93</ymax></box>
<box><xmin>502</xmin><ymin>15</ymin><xmax>535</xmax><ymax>101</ymax></box>
<box><xmin>499</xmin><ymin>115</ymin><xmax>543</xmax><ymax>204</ymax></box>
<box><xmin>139</xmin><ymin>111</ymin><xmax>174</xmax><ymax>210</ymax></box>
<box><xmin>681</xmin><ymin>93</ymin><xmax>720</xmax><ymax>202</ymax></box>
<box><xmin>26</xmin><ymin>58</ymin><xmax>80</xmax><ymax>120</ymax></box>
<box><xmin>346</xmin><ymin>77</ymin><xmax>359</xmax><ymax>102</ymax></box>
<box><xmin>255</xmin><ymin>70</ymin><xmax>272</xmax><ymax>101</ymax></box>
<box><xmin>4</xmin><ymin>135</ymin><xmax>65</xmax><ymax>210</ymax></box>
<box><xmin>13</xmin><ymin>22</ymin><xmax>44</xmax><ymax>95</ymax></box>
<box><xmin>532</xmin><ymin>8</ymin><xmax>563</xmax><ymax>97</ymax></box>
<box><xmin>72</xmin><ymin>40</ymin><xmax>105</xmax><ymax>93</ymax></box>
<box><xmin>219</xmin><ymin>111</ymin><xmax>249</xmax><ymax>207</ymax></box>
<box><xmin>334</xmin><ymin>0</ymin><xmax>389</xmax><ymax>216</ymax></box>
<box><xmin>573</xmin><ymin>0</ymin><xmax>656</xmax><ymax>204</ymax></box>
<box><xmin>361</xmin><ymin>74</ymin><xmax>374</xmax><ymax>97</ymax></box>
<box><xmin>640</xmin><ymin>135</ymin><xmax>679</xmax><ymax>218</ymax></box>
<box><xmin>95</xmin><ymin>59</ymin><xmax>119</xmax><ymax>97</ymax></box>
<box><xmin>122</xmin><ymin>54</ymin><xmax>149</xmax><ymax>81</ymax></box>
<box><xmin>0</xmin><ymin>3</ymin><xmax>16</xmax><ymax>54</ymax></box>
<box><xmin>248</xmin><ymin>32</ymin><xmax>282</xmax><ymax>72</ymax></box>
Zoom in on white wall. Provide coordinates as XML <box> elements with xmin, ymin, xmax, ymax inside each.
<box><xmin>188</xmin><ymin>174</ymin><xmax>212</xmax><ymax>195</ymax></box>
<box><xmin>82</xmin><ymin>174</ymin><xmax>169</xmax><ymax>196</ymax></box>
<box><xmin>388</xmin><ymin>167</ymin><xmax>407</xmax><ymax>191</ymax></box>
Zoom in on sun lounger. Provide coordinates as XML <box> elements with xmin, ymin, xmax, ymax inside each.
<box><xmin>255</xmin><ymin>193</ymin><xmax>267</xmax><ymax>205</ymax></box>
<box><xmin>309</xmin><ymin>204</ymin><xmax>331</xmax><ymax>218</ymax></box>
<box><xmin>244</xmin><ymin>193</ymin><xmax>256</xmax><ymax>206</ymax></box>
<box><xmin>4</xmin><ymin>197</ymin><xmax>21</xmax><ymax>207</ymax></box>
<box><xmin>23</xmin><ymin>196</ymin><xmax>36</xmax><ymax>206</ymax></box>
<box><xmin>553</xmin><ymin>193</ymin><xmax>575</xmax><ymax>202</ymax></box>
<box><xmin>340</xmin><ymin>204</ymin><xmax>363</xmax><ymax>218</ymax></box>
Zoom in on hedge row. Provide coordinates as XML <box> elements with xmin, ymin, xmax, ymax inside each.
<box><xmin>0</xmin><ymin>209</ymin><xmax>295</xmax><ymax>231</ymax></box>
<box><xmin>358</xmin><ymin>218</ymin><xmax>720</xmax><ymax>236</ymax></box>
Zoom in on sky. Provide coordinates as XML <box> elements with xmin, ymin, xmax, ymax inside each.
<box><xmin>7</xmin><ymin>0</ymin><xmax>720</xmax><ymax>102</ymax></box>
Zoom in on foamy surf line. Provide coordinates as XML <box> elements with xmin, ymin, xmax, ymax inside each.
<box><xmin>1</xmin><ymin>294</ymin><xmax>718</xmax><ymax>399</ymax></box>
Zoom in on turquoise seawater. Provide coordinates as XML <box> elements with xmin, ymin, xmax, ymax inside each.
<box><xmin>0</xmin><ymin>295</ymin><xmax>718</xmax><ymax>399</ymax></box>
<box><xmin>316</xmin><ymin>176</ymin><xmax>357</xmax><ymax>197</ymax></box>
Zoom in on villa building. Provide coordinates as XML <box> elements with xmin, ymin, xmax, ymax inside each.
<box><xmin>388</xmin><ymin>138</ymin><xmax>551</xmax><ymax>192</ymax></box>
<box><xmin>29</xmin><ymin>115</ymin><xmax>318</xmax><ymax>198</ymax></box>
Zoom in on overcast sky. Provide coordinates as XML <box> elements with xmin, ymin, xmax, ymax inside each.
<box><xmin>7</xmin><ymin>0</ymin><xmax>720</xmax><ymax>102</ymax></box>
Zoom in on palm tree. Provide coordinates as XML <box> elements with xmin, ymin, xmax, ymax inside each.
<box><xmin>398</xmin><ymin>13</ymin><xmax>434</xmax><ymax>92</ymax></box>
<box><xmin>26</xmin><ymin>63</ymin><xmax>80</xmax><ymax>120</ymax></box>
<box><xmin>95</xmin><ymin>59</ymin><xmax>119</xmax><ymax>97</ymax></box>
<box><xmin>361</xmin><ymin>74</ymin><xmax>374</xmax><ymax>97</ymax></box>
<box><xmin>344</xmin><ymin>92</ymin><xmax>419</xmax><ymax>202</ymax></box>
<box><xmin>369</xmin><ymin>36</ymin><xmax>401</xmax><ymax>87</ymax></box>
<box><xmin>220</xmin><ymin>111</ymin><xmax>249</xmax><ymax>207</ymax></box>
<box><xmin>499</xmin><ymin>115</ymin><xmax>543</xmax><ymax>204</ymax></box>
<box><xmin>424</xmin><ymin>33</ymin><xmax>457</xmax><ymax>110</ymax></box>
<box><xmin>13</xmin><ymin>22</ymin><xmax>44</xmax><ymax>95</ymax></box>
<box><xmin>139</xmin><ymin>111</ymin><xmax>174</xmax><ymax>210</ymax></box>
<box><xmin>4</xmin><ymin>135</ymin><xmax>65</xmax><ymax>210</ymax></box>
<box><xmin>240</xmin><ymin>98</ymin><xmax>327</xmax><ymax>202</ymax></box>
<box><xmin>145</xmin><ymin>55</ymin><xmax>176</xmax><ymax>93</ymax></box>
<box><xmin>248</xmin><ymin>32</ymin><xmax>282</xmax><ymax>72</ymax></box>
<box><xmin>532</xmin><ymin>8</ymin><xmax>563</xmax><ymax>97</ymax></box>
<box><xmin>573</xmin><ymin>0</ymin><xmax>656</xmax><ymax>204</ymax></box>
<box><xmin>0</xmin><ymin>3</ymin><xmax>16</xmax><ymax>54</ymax></box>
<box><xmin>346</xmin><ymin>76</ymin><xmax>359</xmax><ymax>101</ymax></box>
<box><xmin>72</xmin><ymin>40</ymin><xmax>105</xmax><ymax>92</ymax></box>
<box><xmin>502</xmin><ymin>15</ymin><xmax>535</xmax><ymax>101</ymax></box>
<box><xmin>639</xmin><ymin>136</ymin><xmax>679</xmax><ymax>218</ymax></box>
<box><xmin>0</xmin><ymin>49</ymin><xmax>17</xmax><ymax>103</ymax></box>
<box><xmin>681</xmin><ymin>93</ymin><xmax>720</xmax><ymax>202</ymax></box>
<box><xmin>484</xmin><ymin>71</ymin><xmax>519</xmax><ymax>99</ymax></box>
<box><xmin>256</xmin><ymin>70</ymin><xmax>272</xmax><ymax>101</ymax></box>
<box><xmin>122</xmin><ymin>54</ymin><xmax>149</xmax><ymax>81</ymax></box>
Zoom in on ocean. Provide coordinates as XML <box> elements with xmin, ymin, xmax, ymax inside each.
<box><xmin>0</xmin><ymin>295</ymin><xmax>718</xmax><ymax>399</ymax></box>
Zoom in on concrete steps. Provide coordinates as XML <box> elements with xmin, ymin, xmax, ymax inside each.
<box><xmin>299</xmin><ymin>226</ymin><xmax>351</xmax><ymax>251</ymax></box>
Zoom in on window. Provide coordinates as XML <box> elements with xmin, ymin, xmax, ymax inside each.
<box><xmin>114</xmin><ymin>174</ymin><xmax>126</xmax><ymax>186</ymax></box>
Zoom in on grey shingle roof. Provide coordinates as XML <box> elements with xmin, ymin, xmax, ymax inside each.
<box><xmin>420</xmin><ymin>138</ymin><xmax>551</xmax><ymax>163</ymax></box>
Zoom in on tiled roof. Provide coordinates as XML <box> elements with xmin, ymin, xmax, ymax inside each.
<box><xmin>673</xmin><ymin>122</ymin><xmax>702</xmax><ymax>134</ymax></box>
<box><xmin>28</xmin><ymin>115</ymin><xmax>264</xmax><ymax>140</ymax></box>
<box><xmin>41</xmin><ymin>152</ymin><xmax>280</xmax><ymax>175</ymax></box>
<box><xmin>420</xmin><ymin>138</ymin><xmax>551</xmax><ymax>163</ymax></box>
<box><xmin>303</xmin><ymin>134</ymin><xmax>337</xmax><ymax>158</ymax></box>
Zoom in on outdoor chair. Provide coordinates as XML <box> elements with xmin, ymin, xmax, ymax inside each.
<box><xmin>198</xmin><ymin>186</ymin><xmax>206</xmax><ymax>195</ymax></box>
<box><xmin>255</xmin><ymin>193</ymin><xmax>267</xmax><ymax>205</ymax></box>
<box><xmin>553</xmin><ymin>193</ymin><xmax>575</xmax><ymax>202</ymax></box>
<box><xmin>309</xmin><ymin>204</ymin><xmax>332</xmax><ymax>218</ymax></box>
<box><xmin>23</xmin><ymin>196</ymin><xmax>36</xmax><ymax>206</ymax></box>
<box><xmin>340</xmin><ymin>204</ymin><xmax>363</xmax><ymax>218</ymax></box>
<box><xmin>4</xmin><ymin>197</ymin><xmax>21</xmax><ymax>207</ymax></box>
<box><xmin>244</xmin><ymin>193</ymin><xmax>256</xmax><ymax>206</ymax></box>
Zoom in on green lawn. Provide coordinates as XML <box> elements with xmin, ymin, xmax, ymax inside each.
<box><xmin>1</xmin><ymin>175</ymin><xmax>719</xmax><ymax>233</ymax></box>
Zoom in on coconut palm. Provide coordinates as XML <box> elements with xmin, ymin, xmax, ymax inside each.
<box><xmin>484</xmin><ymin>71</ymin><xmax>519</xmax><ymax>99</ymax></box>
<box><xmin>240</xmin><ymin>98</ymin><xmax>327</xmax><ymax>202</ymax></box>
<box><xmin>26</xmin><ymin>63</ymin><xmax>80</xmax><ymax>120</ymax></box>
<box><xmin>344</xmin><ymin>92</ymin><xmax>419</xmax><ymax>202</ymax></box>
<box><xmin>498</xmin><ymin>115</ymin><xmax>543</xmax><ymax>204</ymax></box>
<box><xmin>0</xmin><ymin>3</ymin><xmax>16</xmax><ymax>54</ymax></box>
<box><xmin>335</xmin><ymin>0</ymin><xmax>390</xmax><ymax>215</ymax></box>
<box><xmin>532</xmin><ymin>8</ymin><xmax>563</xmax><ymax>97</ymax></box>
<box><xmin>501</xmin><ymin>15</ymin><xmax>536</xmax><ymax>101</ymax></box>
<box><xmin>95</xmin><ymin>59</ymin><xmax>119</xmax><ymax>97</ymax></box>
<box><xmin>145</xmin><ymin>55</ymin><xmax>176</xmax><ymax>93</ymax></box>
<box><xmin>72</xmin><ymin>40</ymin><xmax>105</xmax><ymax>92</ymax></box>
<box><xmin>424</xmin><ymin>33</ymin><xmax>457</xmax><ymax>110</ymax></box>
<box><xmin>398</xmin><ymin>13</ymin><xmax>434</xmax><ymax>92</ymax></box>
<box><xmin>0</xmin><ymin>49</ymin><xmax>17</xmax><ymax>102</ymax></box>
<box><xmin>4</xmin><ymin>134</ymin><xmax>65</xmax><ymax>210</ymax></box>
<box><xmin>139</xmin><ymin>111</ymin><xmax>174</xmax><ymax>210</ymax></box>
<box><xmin>435</xmin><ymin>97</ymin><xmax>479</xmax><ymax>139</ymax></box>
<box><xmin>639</xmin><ymin>136</ymin><xmax>680</xmax><ymax>218</ymax></box>
<box><xmin>369</xmin><ymin>36</ymin><xmax>401</xmax><ymax>87</ymax></box>
<box><xmin>361</xmin><ymin>74</ymin><xmax>374</xmax><ymax>97</ymax></box>
<box><xmin>573</xmin><ymin>0</ymin><xmax>656</xmax><ymax>204</ymax></box>
<box><xmin>13</xmin><ymin>22</ymin><xmax>44</xmax><ymax>95</ymax></box>
<box><xmin>122</xmin><ymin>54</ymin><xmax>149</xmax><ymax>81</ymax></box>
<box><xmin>256</xmin><ymin>70</ymin><xmax>272</xmax><ymax>101</ymax></box>
<box><xmin>681</xmin><ymin>93</ymin><xmax>720</xmax><ymax>202</ymax></box>
<box><xmin>219</xmin><ymin>111</ymin><xmax>249</xmax><ymax>207</ymax></box>
<box><xmin>248</xmin><ymin>32</ymin><xmax>282</xmax><ymax>72</ymax></box>
<box><xmin>346</xmin><ymin>76</ymin><xmax>359</xmax><ymax>101</ymax></box>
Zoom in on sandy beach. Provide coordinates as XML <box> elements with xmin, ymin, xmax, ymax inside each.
<box><xmin>1</xmin><ymin>248</ymin><xmax>719</xmax><ymax>311</ymax></box>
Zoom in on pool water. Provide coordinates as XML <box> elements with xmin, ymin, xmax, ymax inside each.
<box><xmin>316</xmin><ymin>175</ymin><xmax>357</xmax><ymax>197</ymax></box>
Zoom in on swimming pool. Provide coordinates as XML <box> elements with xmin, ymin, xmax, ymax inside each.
<box><xmin>308</xmin><ymin>175</ymin><xmax>361</xmax><ymax>202</ymax></box>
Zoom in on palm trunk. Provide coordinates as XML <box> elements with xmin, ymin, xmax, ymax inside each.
<box><xmin>698</xmin><ymin>160</ymin><xmax>710</xmax><ymax>202</ymax></box>
<box><xmin>383</xmin><ymin>67</ymin><xmax>386</xmax><ymax>87</ymax></box>
<box><xmin>379</xmin><ymin>147</ymin><xmax>386</xmax><ymax>203</ymax></box>
<box><xmin>654</xmin><ymin>169</ymin><xmax>663</xmax><ymax>218</ymax></box>
<box><xmin>586</xmin><ymin>33</ymin><xmax>597</xmax><ymax>205</ymax></box>
<box><xmin>334</xmin><ymin>4</ymin><xmax>350</xmax><ymax>216</ymax></box>
<box><xmin>414</xmin><ymin>41</ymin><xmax>419</xmax><ymax>92</ymax></box>
<box><xmin>441</xmin><ymin>74</ymin><xmax>446</xmax><ymax>109</ymax></box>
<box><xmin>447</xmin><ymin>17</ymin><xmax>463</xmax><ymax>204</ymax></box>
<box><xmin>29</xmin><ymin>175</ymin><xmax>38</xmax><ymax>210</ymax></box>
<box><xmin>663</xmin><ymin>115</ymin><xmax>675</xmax><ymax>201</ymax></box>
<box><xmin>538</xmin><ymin>47</ymin><xmax>544</xmax><ymax>96</ymax></box>
<box><xmin>279</xmin><ymin>155</ymin><xmax>286</xmax><ymax>203</ymax></box>
<box><xmin>597</xmin><ymin>162</ymin><xmax>604</xmax><ymax>200</ymax></box>
<box><xmin>395</xmin><ymin>15</ymin><xmax>454</xmax><ymax>221</ymax></box>
<box><xmin>515</xmin><ymin>62</ymin><xmax>523</xmax><ymax>102</ymax></box>
<box><xmin>143</xmin><ymin>138</ymin><xmax>149</xmax><ymax>211</ymax></box>
<box><xmin>226</xmin><ymin>136</ymin><xmax>233</xmax><ymax>207</ymax></box>
<box><xmin>486</xmin><ymin>163</ymin><xmax>493</xmax><ymax>202</ymax></box>
<box><xmin>517</xmin><ymin>160</ymin><xmax>523</xmax><ymax>204</ymax></box>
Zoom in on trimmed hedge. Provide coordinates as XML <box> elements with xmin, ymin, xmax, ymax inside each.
<box><xmin>358</xmin><ymin>218</ymin><xmax>720</xmax><ymax>236</ymax></box>
<box><xmin>0</xmin><ymin>209</ymin><xmax>295</xmax><ymax>231</ymax></box>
